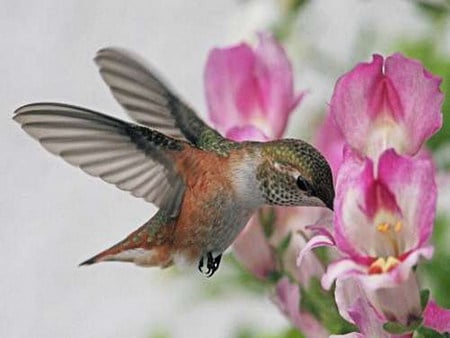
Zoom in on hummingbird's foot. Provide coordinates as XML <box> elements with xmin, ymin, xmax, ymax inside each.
<box><xmin>198</xmin><ymin>255</ymin><xmax>205</xmax><ymax>274</ymax></box>
<box><xmin>198</xmin><ymin>252</ymin><xmax>222</xmax><ymax>278</ymax></box>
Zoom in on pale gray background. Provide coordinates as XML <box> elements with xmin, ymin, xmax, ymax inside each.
<box><xmin>1</xmin><ymin>1</ymin><xmax>445</xmax><ymax>337</ymax></box>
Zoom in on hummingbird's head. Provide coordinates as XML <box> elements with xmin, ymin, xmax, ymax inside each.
<box><xmin>257</xmin><ymin>139</ymin><xmax>335</xmax><ymax>210</ymax></box>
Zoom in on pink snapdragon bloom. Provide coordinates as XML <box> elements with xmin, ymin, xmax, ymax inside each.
<box><xmin>331</xmin><ymin>278</ymin><xmax>412</xmax><ymax>338</ymax></box>
<box><xmin>330</xmin><ymin>54</ymin><xmax>443</xmax><ymax>159</ymax></box>
<box><xmin>273</xmin><ymin>278</ymin><xmax>329</xmax><ymax>338</ymax></box>
<box><xmin>299</xmin><ymin>148</ymin><xmax>437</xmax><ymax>326</ymax></box>
<box><xmin>299</xmin><ymin>53</ymin><xmax>447</xmax><ymax>335</ymax></box>
<box><xmin>318</xmin><ymin>148</ymin><xmax>436</xmax><ymax>325</ymax></box>
<box><xmin>332</xmin><ymin>148</ymin><xmax>436</xmax><ymax>266</ymax></box>
<box><xmin>333</xmin><ymin>278</ymin><xmax>450</xmax><ymax>337</ymax></box>
<box><xmin>205</xmin><ymin>32</ymin><xmax>303</xmax><ymax>140</ymax></box>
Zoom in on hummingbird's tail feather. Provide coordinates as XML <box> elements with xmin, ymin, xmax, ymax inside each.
<box><xmin>79</xmin><ymin>256</ymin><xmax>97</xmax><ymax>266</ymax></box>
<box><xmin>79</xmin><ymin>224</ymin><xmax>173</xmax><ymax>268</ymax></box>
<box><xmin>79</xmin><ymin>248</ymin><xmax>167</xmax><ymax>266</ymax></box>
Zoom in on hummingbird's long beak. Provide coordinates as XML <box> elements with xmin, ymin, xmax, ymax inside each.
<box><xmin>326</xmin><ymin>200</ymin><xmax>334</xmax><ymax>211</ymax></box>
<box><xmin>323</xmin><ymin>190</ymin><xmax>334</xmax><ymax>211</ymax></box>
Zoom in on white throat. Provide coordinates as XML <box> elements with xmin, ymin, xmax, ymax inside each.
<box><xmin>229</xmin><ymin>153</ymin><xmax>265</xmax><ymax>209</ymax></box>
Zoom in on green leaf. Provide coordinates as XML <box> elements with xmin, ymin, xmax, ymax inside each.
<box><xmin>414</xmin><ymin>0</ymin><xmax>450</xmax><ymax>21</ymax></box>
<box><xmin>267</xmin><ymin>270</ymin><xmax>284</xmax><ymax>283</ymax></box>
<box><xmin>300</xmin><ymin>278</ymin><xmax>356</xmax><ymax>334</ymax></box>
<box><xmin>408</xmin><ymin>317</ymin><xmax>424</xmax><ymax>331</ymax></box>
<box><xmin>421</xmin><ymin>289</ymin><xmax>431</xmax><ymax>310</ymax></box>
<box><xmin>283</xmin><ymin>327</ymin><xmax>306</xmax><ymax>338</ymax></box>
<box><xmin>313</xmin><ymin>246</ymin><xmax>331</xmax><ymax>265</ymax></box>
<box><xmin>232</xmin><ymin>325</ymin><xmax>305</xmax><ymax>338</ymax></box>
<box><xmin>148</xmin><ymin>330</ymin><xmax>171</xmax><ymax>338</ymax></box>
<box><xmin>383</xmin><ymin>321</ymin><xmax>409</xmax><ymax>335</ymax></box>
<box><xmin>416</xmin><ymin>326</ymin><xmax>450</xmax><ymax>338</ymax></box>
<box><xmin>383</xmin><ymin>317</ymin><xmax>422</xmax><ymax>335</ymax></box>
<box><xmin>259</xmin><ymin>208</ymin><xmax>276</xmax><ymax>238</ymax></box>
<box><xmin>277</xmin><ymin>232</ymin><xmax>293</xmax><ymax>255</ymax></box>
<box><xmin>417</xmin><ymin>217</ymin><xmax>450</xmax><ymax>307</ymax></box>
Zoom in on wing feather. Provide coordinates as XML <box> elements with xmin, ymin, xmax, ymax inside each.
<box><xmin>14</xmin><ymin>103</ymin><xmax>185</xmax><ymax>217</ymax></box>
<box><xmin>95</xmin><ymin>47</ymin><xmax>224</xmax><ymax>147</ymax></box>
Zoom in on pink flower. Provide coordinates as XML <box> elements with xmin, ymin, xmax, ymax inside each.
<box><xmin>225</xmin><ymin>125</ymin><xmax>269</xmax><ymax>142</ymax></box>
<box><xmin>273</xmin><ymin>278</ymin><xmax>329</xmax><ymax>338</ymax></box>
<box><xmin>234</xmin><ymin>206</ymin><xmax>327</xmax><ymax>284</ymax></box>
<box><xmin>331</xmin><ymin>278</ymin><xmax>413</xmax><ymax>338</ymax></box>
<box><xmin>422</xmin><ymin>300</ymin><xmax>450</xmax><ymax>334</ymax></box>
<box><xmin>314</xmin><ymin>112</ymin><xmax>346</xmax><ymax>180</ymax></box>
<box><xmin>333</xmin><ymin>148</ymin><xmax>436</xmax><ymax>263</ymax></box>
<box><xmin>300</xmin><ymin>148</ymin><xmax>437</xmax><ymax>326</ymax></box>
<box><xmin>298</xmin><ymin>53</ymin><xmax>444</xmax><ymax>335</ymax></box>
<box><xmin>204</xmin><ymin>32</ymin><xmax>303</xmax><ymax>139</ymax></box>
<box><xmin>333</xmin><ymin>279</ymin><xmax>450</xmax><ymax>337</ymax></box>
<box><xmin>232</xmin><ymin>208</ymin><xmax>276</xmax><ymax>279</ymax></box>
<box><xmin>330</xmin><ymin>54</ymin><xmax>443</xmax><ymax>159</ymax></box>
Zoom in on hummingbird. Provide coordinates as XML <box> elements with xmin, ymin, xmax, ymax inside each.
<box><xmin>14</xmin><ymin>48</ymin><xmax>334</xmax><ymax>277</ymax></box>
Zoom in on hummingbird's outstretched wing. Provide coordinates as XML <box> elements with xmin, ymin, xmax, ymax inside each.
<box><xmin>14</xmin><ymin>103</ymin><xmax>185</xmax><ymax>217</ymax></box>
<box><xmin>94</xmin><ymin>47</ymin><xmax>224</xmax><ymax>150</ymax></box>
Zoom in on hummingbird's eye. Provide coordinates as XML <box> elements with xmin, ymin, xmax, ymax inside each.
<box><xmin>296</xmin><ymin>176</ymin><xmax>314</xmax><ymax>195</ymax></box>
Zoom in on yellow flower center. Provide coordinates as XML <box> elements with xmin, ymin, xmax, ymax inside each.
<box><xmin>374</xmin><ymin>217</ymin><xmax>403</xmax><ymax>257</ymax></box>
<box><xmin>368</xmin><ymin>256</ymin><xmax>401</xmax><ymax>274</ymax></box>
<box><xmin>376</xmin><ymin>221</ymin><xmax>403</xmax><ymax>233</ymax></box>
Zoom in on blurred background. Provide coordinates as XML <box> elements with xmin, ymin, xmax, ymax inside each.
<box><xmin>1</xmin><ymin>0</ymin><xmax>449</xmax><ymax>337</ymax></box>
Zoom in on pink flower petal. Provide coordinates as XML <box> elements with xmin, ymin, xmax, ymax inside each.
<box><xmin>384</xmin><ymin>54</ymin><xmax>443</xmax><ymax>155</ymax></box>
<box><xmin>233</xmin><ymin>215</ymin><xmax>276</xmax><ymax>280</ymax></box>
<box><xmin>331</xmin><ymin>55</ymin><xmax>384</xmax><ymax>157</ymax></box>
<box><xmin>358</xmin><ymin>246</ymin><xmax>434</xmax><ymax>291</ymax></box>
<box><xmin>334</xmin><ymin>148</ymin><xmax>437</xmax><ymax>260</ymax></box>
<box><xmin>269</xmin><ymin>207</ymin><xmax>328</xmax><ymax>284</ymax></box>
<box><xmin>321</xmin><ymin>246</ymin><xmax>433</xmax><ymax>291</ymax></box>
<box><xmin>235</xmin><ymin>206</ymin><xmax>326</xmax><ymax>284</ymax></box>
<box><xmin>334</xmin><ymin>278</ymin><xmax>415</xmax><ymax>338</ymax></box>
<box><xmin>335</xmin><ymin>277</ymin><xmax>390</xmax><ymax>336</ymax></box>
<box><xmin>332</xmin><ymin>263</ymin><xmax>429</xmax><ymax>329</ymax></box>
<box><xmin>326</xmin><ymin>249</ymin><xmax>430</xmax><ymax>326</ymax></box>
<box><xmin>314</xmin><ymin>112</ymin><xmax>346</xmax><ymax>180</ymax></box>
<box><xmin>205</xmin><ymin>33</ymin><xmax>301</xmax><ymax>139</ymax></box>
<box><xmin>330</xmin><ymin>54</ymin><xmax>443</xmax><ymax>157</ymax></box>
<box><xmin>205</xmin><ymin>43</ymin><xmax>260</xmax><ymax>133</ymax></box>
<box><xmin>365</xmin><ymin>272</ymin><xmax>422</xmax><ymax>326</ymax></box>
<box><xmin>297</xmin><ymin>234</ymin><xmax>335</xmax><ymax>269</ymax></box>
<box><xmin>330</xmin><ymin>334</ymin><xmax>364</xmax><ymax>338</ymax></box>
<box><xmin>225</xmin><ymin>125</ymin><xmax>268</xmax><ymax>142</ymax></box>
<box><xmin>321</xmin><ymin>258</ymin><xmax>366</xmax><ymax>290</ymax></box>
<box><xmin>377</xmin><ymin>149</ymin><xmax>437</xmax><ymax>250</ymax></box>
<box><xmin>348</xmin><ymin>298</ymin><xmax>388</xmax><ymax>337</ymax></box>
<box><xmin>423</xmin><ymin>299</ymin><xmax>450</xmax><ymax>334</ymax></box>
<box><xmin>334</xmin><ymin>148</ymin><xmax>376</xmax><ymax>260</ymax></box>
<box><xmin>273</xmin><ymin>278</ymin><xmax>329</xmax><ymax>338</ymax></box>
<box><xmin>254</xmin><ymin>32</ymin><xmax>302</xmax><ymax>138</ymax></box>
<box><xmin>335</xmin><ymin>278</ymin><xmax>368</xmax><ymax>324</ymax></box>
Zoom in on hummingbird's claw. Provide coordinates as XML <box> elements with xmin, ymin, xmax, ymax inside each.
<box><xmin>198</xmin><ymin>255</ymin><xmax>205</xmax><ymax>274</ymax></box>
<box><xmin>198</xmin><ymin>252</ymin><xmax>222</xmax><ymax>278</ymax></box>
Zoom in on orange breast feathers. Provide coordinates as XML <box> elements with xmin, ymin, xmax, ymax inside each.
<box><xmin>173</xmin><ymin>146</ymin><xmax>236</xmax><ymax>195</ymax></box>
<box><xmin>168</xmin><ymin>146</ymin><xmax>242</xmax><ymax>254</ymax></box>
